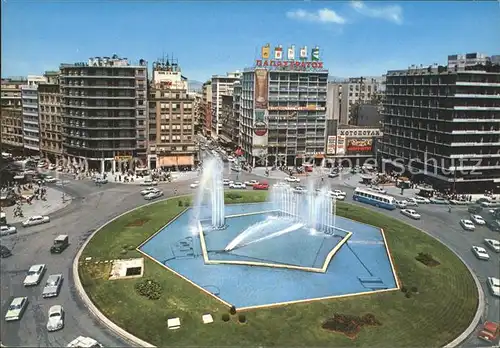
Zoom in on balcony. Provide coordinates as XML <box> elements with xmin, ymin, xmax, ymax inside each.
<box><xmin>60</xmin><ymin>74</ymin><xmax>136</xmax><ymax>79</ymax></box>
<box><xmin>65</xmin><ymin>94</ymin><xmax>136</xmax><ymax>99</ymax></box>
<box><xmin>63</xmin><ymin>142</ymin><xmax>135</xmax><ymax>151</ymax></box>
<box><xmin>62</xmin><ymin>103</ymin><xmax>135</xmax><ymax>109</ymax></box>
<box><xmin>60</xmin><ymin>83</ymin><xmax>135</xmax><ymax>89</ymax></box>
<box><xmin>63</xmin><ymin>114</ymin><xmax>135</xmax><ymax>120</ymax></box>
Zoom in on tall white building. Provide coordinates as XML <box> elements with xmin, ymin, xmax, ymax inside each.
<box><xmin>21</xmin><ymin>75</ymin><xmax>47</xmax><ymax>153</ymax></box>
<box><xmin>210</xmin><ymin>71</ymin><xmax>242</xmax><ymax>138</ymax></box>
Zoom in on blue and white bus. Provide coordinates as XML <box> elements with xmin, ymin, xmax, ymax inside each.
<box><xmin>353</xmin><ymin>187</ymin><xmax>396</xmax><ymax>210</ymax></box>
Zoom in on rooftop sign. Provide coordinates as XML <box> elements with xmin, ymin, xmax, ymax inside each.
<box><xmin>255</xmin><ymin>44</ymin><xmax>325</xmax><ymax>71</ymax></box>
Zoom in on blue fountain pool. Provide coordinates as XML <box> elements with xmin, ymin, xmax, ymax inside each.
<box><xmin>138</xmin><ymin>202</ymin><xmax>398</xmax><ymax>309</ymax></box>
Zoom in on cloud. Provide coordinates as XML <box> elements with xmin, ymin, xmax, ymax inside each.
<box><xmin>286</xmin><ymin>8</ymin><xmax>346</xmax><ymax>24</ymax></box>
<box><xmin>350</xmin><ymin>1</ymin><xmax>403</xmax><ymax>24</ymax></box>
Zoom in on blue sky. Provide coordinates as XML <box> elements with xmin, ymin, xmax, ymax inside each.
<box><xmin>2</xmin><ymin>1</ymin><xmax>499</xmax><ymax>82</ymax></box>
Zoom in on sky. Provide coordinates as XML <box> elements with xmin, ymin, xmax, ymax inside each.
<box><xmin>2</xmin><ymin>1</ymin><xmax>499</xmax><ymax>82</ymax></box>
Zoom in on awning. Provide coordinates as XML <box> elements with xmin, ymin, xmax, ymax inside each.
<box><xmin>158</xmin><ymin>156</ymin><xmax>178</xmax><ymax>167</ymax></box>
<box><xmin>177</xmin><ymin>156</ymin><xmax>194</xmax><ymax>166</ymax></box>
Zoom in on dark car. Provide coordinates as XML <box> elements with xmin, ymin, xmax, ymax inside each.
<box><xmin>468</xmin><ymin>205</ymin><xmax>483</xmax><ymax>214</ymax></box>
<box><xmin>0</xmin><ymin>245</ymin><xmax>12</xmax><ymax>258</ymax></box>
<box><xmin>50</xmin><ymin>235</ymin><xmax>69</xmax><ymax>254</ymax></box>
<box><xmin>486</xmin><ymin>220</ymin><xmax>500</xmax><ymax>232</ymax></box>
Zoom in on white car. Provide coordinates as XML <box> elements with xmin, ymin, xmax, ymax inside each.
<box><xmin>484</xmin><ymin>239</ymin><xmax>500</xmax><ymax>253</ymax></box>
<box><xmin>222</xmin><ymin>179</ymin><xmax>231</xmax><ymax>186</ymax></box>
<box><xmin>22</xmin><ymin>215</ymin><xmax>50</xmax><ymax>227</ymax></box>
<box><xmin>144</xmin><ymin>190</ymin><xmax>163</xmax><ymax>200</ymax></box>
<box><xmin>190</xmin><ymin>181</ymin><xmax>200</xmax><ymax>189</ymax></box>
<box><xmin>395</xmin><ymin>200</ymin><xmax>408</xmax><ymax>209</ymax></box>
<box><xmin>48</xmin><ymin>164</ymin><xmax>56</xmax><ymax>170</ymax></box>
<box><xmin>405</xmin><ymin>198</ymin><xmax>419</xmax><ymax>207</ymax></box>
<box><xmin>413</xmin><ymin>196</ymin><xmax>431</xmax><ymax>204</ymax></box>
<box><xmin>4</xmin><ymin>297</ymin><xmax>28</xmax><ymax>321</ymax></box>
<box><xmin>401</xmin><ymin>209</ymin><xmax>421</xmax><ymax>220</ymax></box>
<box><xmin>294</xmin><ymin>186</ymin><xmax>307</xmax><ymax>193</ymax></box>
<box><xmin>331</xmin><ymin>189</ymin><xmax>346</xmax><ymax>196</ymax></box>
<box><xmin>44</xmin><ymin>176</ymin><xmax>57</xmax><ymax>183</ymax></box>
<box><xmin>285</xmin><ymin>176</ymin><xmax>300</xmax><ymax>183</ymax></box>
<box><xmin>460</xmin><ymin>219</ymin><xmax>475</xmax><ymax>231</ymax></box>
<box><xmin>46</xmin><ymin>305</ymin><xmax>64</xmax><ymax>332</ymax></box>
<box><xmin>24</xmin><ymin>264</ymin><xmax>46</xmax><ymax>286</ymax></box>
<box><xmin>67</xmin><ymin>336</ymin><xmax>103</xmax><ymax>348</ymax></box>
<box><xmin>368</xmin><ymin>186</ymin><xmax>387</xmax><ymax>194</ymax></box>
<box><xmin>328</xmin><ymin>191</ymin><xmax>345</xmax><ymax>200</ymax></box>
<box><xmin>244</xmin><ymin>180</ymin><xmax>259</xmax><ymax>186</ymax></box>
<box><xmin>229</xmin><ymin>182</ymin><xmax>246</xmax><ymax>189</ymax></box>
<box><xmin>42</xmin><ymin>274</ymin><xmax>63</xmax><ymax>298</ymax></box>
<box><xmin>470</xmin><ymin>214</ymin><xmax>486</xmax><ymax>225</ymax></box>
<box><xmin>0</xmin><ymin>225</ymin><xmax>17</xmax><ymax>236</ymax></box>
<box><xmin>487</xmin><ymin>277</ymin><xmax>500</xmax><ymax>297</ymax></box>
<box><xmin>472</xmin><ymin>246</ymin><xmax>490</xmax><ymax>260</ymax></box>
<box><xmin>140</xmin><ymin>187</ymin><xmax>158</xmax><ymax>196</ymax></box>
<box><xmin>140</xmin><ymin>179</ymin><xmax>158</xmax><ymax>187</ymax></box>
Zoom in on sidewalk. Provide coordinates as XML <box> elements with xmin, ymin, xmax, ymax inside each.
<box><xmin>91</xmin><ymin>171</ymin><xmax>199</xmax><ymax>185</ymax></box>
<box><xmin>2</xmin><ymin>187</ymin><xmax>72</xmax><ymax>224</ymax></box>
<box><xmin>251</xmin><ymin>167</ymin><xmax>330</xmax><ymax>180</ymax></box>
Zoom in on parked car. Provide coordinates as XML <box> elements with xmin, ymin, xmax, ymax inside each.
<box><xmin>368</xmin><ymin>186</ymin><xmax>387</xmax><ymax>194</ymax></box>
<box><xmin>4</xmin><ymin>297</ymin><xmax>28</xmax><ymax>322</ymax></box>
<box><xmin>429</xmin><ymin>197</ymin><xmax>448</xmax><ymax>204</ymax></box>
<box><xmin>22</xmin><ymin>215</ymin><xmax>50</xmax><ymax>227</ymax></box>
<box><xmin>46</xmin><ymin>305</ymin><xmax>64</xmax><ymax>332</ymax></box>
<box><xmin>405</xmin><ymin>198</ymin><xmax>419</xmax><ymax>207</ymax></box>
<box><xmin>460</xmin><ymin>219</ymin><xmax>475</xmax><ymax>231</ymax></box>
<box><xmin>468</xmin><ymin>205</ymin><xmax>483</xmax><ymax>214</ymax></box>
<box><xmin>486</xmin><ymin>220</ymin><xmax>500</xmax><ymax>232</ymax></box>
<box><xmin>67</xmin><ymin>336</ymin><xmax>103</xmax><ymax>348</ymax></box>
<box><xmin>229</xmin><ymin>182</ymin><xmax>246</xmax><ymax>189</ymax></box>
<box><xmin>50</xmin><ymin>235</ymin><xmax>69</xmax><ymax>254</ymax></box>
<box><xmin>144</xmin><ymin>190</ymin><xmax>164</xmax><ymax>200</ymax></box>
<box><xmin>244</xmin><ymin>180</ymin><xmax>259</xmax><ymax>186</ymax></box>
<box><xmin>285</xmin><ymin>176</ymin><xmax>300</xmax><ymax>183</ymax></box>
<box><xmin>44</xmin><ymin>176</ymin><xmax>57</xmax><ymax>183</ymax></box>
<box><xmin>190</xmin><ymin>181</ymin><xmax>200</xmax><ymax>189</ymax></box>
<box><xmin>0</xmin><ymin>225</ymin><xmax>17</xmax><ymax>236</ymax></box>
<box><xmin>395</xmin><ymin>200</ymin><xmax>408</xmax><ymax>209</ymax></box>
<box><xmin>401</xmin><ymin>209</ymin><xmax>421</xmax><ymax>220</ymax></box>
<box><xmin>471</xmin><ymin>246</ymin><xmax>490</xmax><ymax>260</ymax></box>
<box><xmin>470</xmin><ymin>214</ymin><xmax>486</xmax><ymax>225</ymax></box>
<box><xmin>140</xmin><ymin>179</ymin><xmax>158</xmax><ymax>187</ymax></box>
<box><xmin>23</xmin><ymin>264</ymin><xmax>46</xmax><ymax>286</ymax></box>
<box><xmin>222</xmin><ymin>179</ymin><xmax>231</xmax><ymax>186</ymax></box>
<box><xmin>477</xmin><ymin>321</ymin><xmax>499</xmax><ymax>343</ymax></box>
<box><xmin>253</xmin><ymin>182</ymin><xmax>269</xmax><ymax>190</ymax></box>
<box><xmin>140</xmin><ymin>187</ymin><xmax>158</xmax><ymax>196</ymax></box>
<box><xmin>484</xmin><ymin>238</ymin><xmax>500</xmax><ymax>253</ymax></box>
<box><xmin>0</xmin><ymin>245</ymin><xmax>12</xmax><ymax>258</ymax></box>
<box><xmin>413</xmin><ymin>196</ymin><xmax>431</xmax><ymax>204</ymax></box>
<box><xmin>42</xmin><ymin>274</ymin><xmax>63</xmax><ymax>298</ymax></box>
<box><xmin>487</xmin><ymin>277</ymin><xmax>500</xmax><ymax>297</ymax></box>
<box><xmin>328</xmin><ymin>172</ymin><xmax>339</xmax><ymax>178</ymax></box>
<box><xmin>331</xmin><ymin>189</ymin><xmax>346</xmax><ymax>196</ymax></box>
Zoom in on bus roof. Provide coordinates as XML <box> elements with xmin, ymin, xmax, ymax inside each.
<box><xmin>354</xmin><ymin>187</ymin><xmax>395</xmax><ymax>200</ymax></box>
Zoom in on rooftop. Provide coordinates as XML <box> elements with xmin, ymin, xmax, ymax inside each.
<box><xmin>60</xmin><ymin>55</ymin><xmax>147</xmax><ymax>68</ymax></box>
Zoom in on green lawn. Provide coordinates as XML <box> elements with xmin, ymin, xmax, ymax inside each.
<box><xmin>80</xmin><ymin>191</ymin><xmax>478</xmax><ymax>347</ymax></box>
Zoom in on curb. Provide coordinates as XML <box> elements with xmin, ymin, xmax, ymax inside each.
<box><xmin>72</xmin><ymin>195</ymin><xmax>190</xmax><ymax>348</ymax></box>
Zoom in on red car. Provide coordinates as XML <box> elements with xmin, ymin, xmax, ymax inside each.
<box><xmin>477</xmin><ymin>321</ymin><xmax>499</xmax><ymax>343</ymax></box>
<box><xmin>253</xmin><ymin>182</ymin><xmax>269</xmax><ymax>190</ymax></box>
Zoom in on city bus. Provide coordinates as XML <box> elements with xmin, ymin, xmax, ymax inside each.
<box><xmin>353</xmin><ymin>187</ymin><xmax>396</xmax><ymax>210</ymax></box>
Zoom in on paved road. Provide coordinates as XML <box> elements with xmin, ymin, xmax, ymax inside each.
<box><xmin>1</xmin><ymin>167</ymin><xmax>498</xmax><ymax>347</ymax></box>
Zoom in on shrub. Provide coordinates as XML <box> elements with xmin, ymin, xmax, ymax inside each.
<box><xmin>401</xmin><ymin>286</ymin><xmax>408</xmax><ymax>293</ymax></box>
<box><xmin>238</xmin><ymin>314</ymin><xmax>246</xmax><ymax>323</ymax></box>
<box><xmin>229</xmin><ymin>306</ymin><xmax>237</xmax><ymax>315</ymax></box>
<box><xmin>178</xmin><ymin>200</ymin><xmax>183</xmax><ymax>207</ymax></box>
<box><xmin>226</xmin><ymin>192</ymin><xmax>242</xmax><ymax>200</ymax></box>
<box><xmin>135</xmin><ymin>279</ymin><xmax>162</xmax><ymax>300</ymax></box>
<box><xmin>411</xmin><ymin>286</ymin><xmax>418</xmax><ymax>293</ymax></box>
<box><xmin>184</xmin><ymin>201</ymin><xmax>190</xmax><ymax>207</ymax></box>
<box><xmin>361</xmin><ymin>313</ymin><xmax>381</xmax><ymax>326</ymax></box>
<box><xmin>415</xmin><ymin>252</ymin><xmax>440</xmax><ymax>267</ymax></box>
<box><xmin>221</xmin><ymin>313</ymin><xmax>230</xmax><ymax>322</ymax></box>
<box><xmin>405</xmin><ymin>291</ymin><xmax>413</xmax><ymax>298</ymax></box>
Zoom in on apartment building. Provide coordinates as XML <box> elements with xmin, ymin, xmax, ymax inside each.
<box><xmin>219</xmin><ymin>94</ymin><xmax>235</xmax><ymax>145</ymax></box>
<box><xmin>59</xmin><ymin>55</ymin><xmax>147</xmax><ymax>172</ymax></box>
<box><xmin>1</xmin><ymin>77</ymin><xmax>26</xmax><ymax>153</ymax></box>
<box><xmin>379</xmin><ymin>64</ymin><xmax>500</xmax><ymax>193</ymax></box>
<box><xmin>147</xmin><ymin>59</ymin><xmax>196</xmax><ymax>169</ymax></box>
<box><xmin>38</xmin><ymin>72</ymin><xmax>63</xmax><ymax>162</ymax></box>
<box><xmin>21</xmin><ymin>75</ymin><xmax>48</xmax><ymax>153</ymax></box>
<box><xmin>211</xmin><ymin>71</ymin><xmax>241</xmax><ymax>138</ymax></box>
<box><xmin>232</xmin><ymin>81</ymin><xmax>242</xmax><ymax>145</ymax></box>
<box><xmin>201</xmin><ymin>81</ymin><xmax>212</xmax><ymax>136</ymax></box>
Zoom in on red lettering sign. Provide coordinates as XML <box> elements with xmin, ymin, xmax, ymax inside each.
<box><xmin>254</xmin><ymin>60</ymin><xmax>324</xmax><ymax>70</ymax></box>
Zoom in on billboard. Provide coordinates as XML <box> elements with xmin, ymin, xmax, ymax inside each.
<box><xmin>256</xmin><ymin>43</ymin><xmax>325</xmax><ymax>71</ymax></box>
<box><xmin>252</xmin><ymin>109</ymin><xmax>268</xmax><ymax>157</ymax></box>
<box><xmin>254</xmin><ymin>69</ymin><xmax>268</xmax><ymax>109</ymax></box>
<box><xmin>346</xmin><ymin>139</ymin><xmax>373</xmax><ymax>153</ymax></box>
<box><xmin>336</xmin><ymin>136</ymin><xmax>346</xmax><ymax>155</ymax></box>
<box><xmin>326</xmin><ymin>136</ymin><xmax>336</xmax><ymax>155</ymax></box>
<box><xmin>338</xmin><ymin>128</ymin><xmax>382</xmax><ymax>138</ymax></box>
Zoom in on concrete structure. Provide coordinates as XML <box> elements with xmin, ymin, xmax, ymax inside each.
<box><xmin>447</xmin><ymin>53</ymin><xmax>490</xmax><ymax>69</ymax></box>
<box><xmin>201</xmin><ymin>81</ymin><xmax>212</xmax><ymax>137</ymax></box>
<box><xmin>380</xmin><ymin>64</ymin><xmax>500</xmax><ymax>193</ymax></box>
<box><xmin>239</xmin><ymin>68</ymin><xmax>329</xmax><ymax>167</ymax></box>
<box><xmin>147</xmin><ymin>59</ymin><xmax>196</xmax><ymax>169</ymax></box>
<box><xmin>38</xmin><ymin>72</ymin><xmax>63</xmax><ymax>162</ymax></box>
<box><xmin>491</xmin><ymin>55</ymin><xmax>500</xmax><ymax>65</ymax></box>
<box><xmin>211</xmin><ymin>71</ymin><xmax>241</xmax><ymax>138</ymax></box>
<box><xmin>326</xmin><ymin>82</ymin><xmax>341</xmax><ymax>121</ymax></box>
<box><xmin>356</xmin><ymin>104</ymin><xmax>383</xmax><ymax>127</ymax></box>
<box><xmin>232</xmin><ymin>81</ymin><xmax>242</xmax><ymax>145</ymax></box>
<box><xmin>21</xmin><ymin>75</ymin><xmax>48</xmax><ymax>153</ymax></box>
<box><xmin>219</xmin><ymin>94</ymin><xmax>237</xmax><ymax>146</ymax></box>
<box><xmin>59</xmin><ymin>55</ymin><xmax>148</xmax><ymax>172</ymax></box>
<box><xmin>1</xmin><ymin>77</ymin><xmax>26</xmax><ymax>152</ymax></box>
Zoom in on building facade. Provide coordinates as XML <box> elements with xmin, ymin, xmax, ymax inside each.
<box><xmin>38</xmin><ymin>72</ymin><xmax>63</xmax><ymax>162</ymax></box>
<box><xmin>379</xmin><ymin>65</ymin><xmax>500</xmax><ymax>193</ymax></box>
<box><xmin>447</xmin><ymin>53</ymin><xmax>490</xmax><ymax>69</ymax></box>
<box><xmin>1</xmin><ymin>77</ymin><xmax>26</xmax><ymax>153</ymax></box>
<box><xmin>201</xmin><ymin>82</ymin><xmax>212</xmax><ymax>137</ymax></box>
<box><xmin>232</xmin><ymin>81</ymin><xmax>242</xmax><ymax>145</ymax></box>
<box><xmin>147</xmin><ymin>59</ymin><xmax>196</xmax><ymax>169</ymax></box>
<box><xmin>21</xmin><ymin>75</ymin><xmax>48</xmax><ymax>153</ymax></box>
<box><xmin>239</xmin><ymin>44</ymin><xmax>329</xmax><ymax>167</ymax></box>
<box><xmin>338</xmin><ymin>77</ymin><xmax>384</xmax><ymax>125</ymax></box>
<box><xmin>211</xmin><ymin>71</ymin><xmax>241</xmax><ymax>138</ymax></box>
<box><xmin>59</xmin><ymin>55</ymin><xmax>147</xmax><ymax>172</ymax></box>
